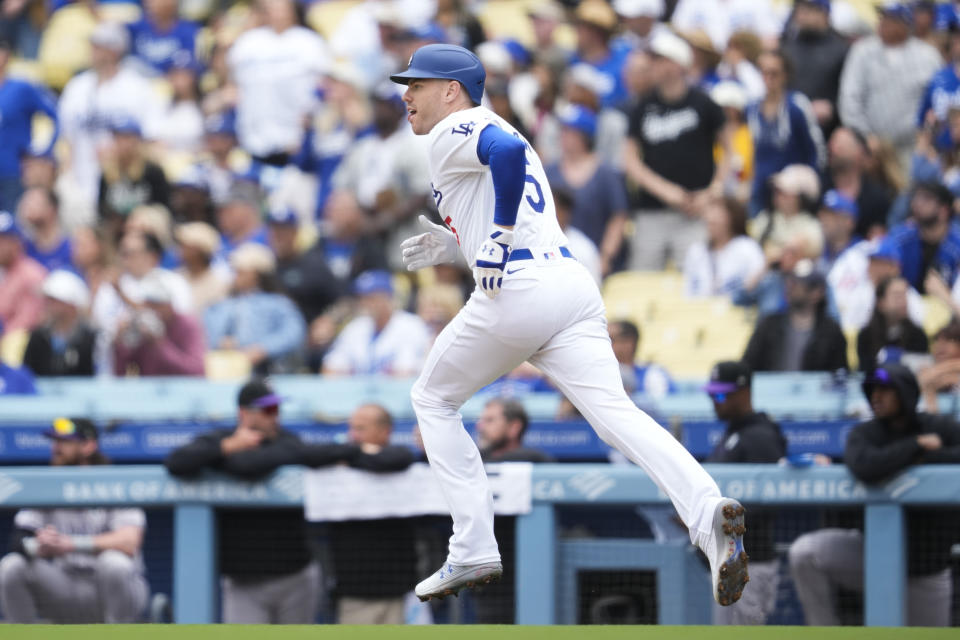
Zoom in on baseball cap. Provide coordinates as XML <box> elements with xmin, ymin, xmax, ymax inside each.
<box><xmin>557</xmin><ymin>104</ymin><xmax>597</xmax><ymax>139</ymax></box>
<box><xmin>821</xmin><ymin>189</ymin><xmax>859</xmax><ymax>219</ymax></box>
<box><xmin>204</xmin><ymin>112</ymin><xmax>236</xmax><ymax>137</ymax></box>
<box><xmin>710</xmin><ymin>81</ymin><xmax>748</xmax><ymax>111</ymax></box>
<box><xmin>229</xmin><ymin>243</ymin><xmax>276</xmax><ymax>274</ymax></box>
<box><xmin>108</xmin><ymin>115</ymin><xmax>142</xmax><ymax>137</ymax></box>
<box><xmin>878</xmin><ymin>2</ymin><xmax>913</xmax><ymax>24</ymax></box>
<box><xmin>175</xmin><ymin>222</ymin><xmax>220</xmax><ymax>256</ymax></box>
<box><xmin>771</xmin><ymin>164</ymin><xmax>820</xmax><ymax>201</ymax></box>
<box><xmin>90</xmin><ymin>21</ymin><xmax>130</xmax><ymax>52</ymax></box>
<box><xmin>567</xmin><ymin>63</ymin><xmax>610</xmax><ymax>98</ymax></box>
<box><xmin>354</xmin><ymin>270</ymin><xmax>394</xmax><ymax>296</ymax></box>
<box><xmin>266</xmin><ymin>206</ymin><xmax>298</xmax><ymax>227</ymax></box>
<box><xmin>914</xmin><ymin>179</ymin><xmax>954</xmax><ymax>207</ymax></box>
<box><xmin>614</xmin><ymin>0</ymin><xmax>664</xmax><ymax>19</ymax></box>
<box><xmin>704</xmin><ymin>361</ymin><xmax>752</xmax><ymax>395</ymax></box>
<box><xmin>43</xmin><ymin>417</ymin><xmax>98</xmax><ymax>441</ymax></box>
<box><xmin>501</xmin><ymin>39</ymin><xmax>532</xmax><ymax>68</ymax></box>
<box><xmin>868</xmin><ymin>238</ymin><xmax>900</xmax><ymax>263</ymax></box>
<box><xmin>237</xmin><ymin>378</ymin><xmax>283</xmax><ymax>409</ymax></box>
<box><xmin>0</xmin><ymin>210</ymin><xmax>23</xmax><ymax>239</ymax></box>
<box><xmin>42</xmin><ymin>270</ymin><xmax>90</xmax><ymax>308</ymax></box>
<box><xmin>649</xmin><ymin>30</ymin><xmax>693</xmax><ymax>68</ymax></box>
<box><xmin>789</xmin><ymin>258</ymin><xmax>826</xmax><ymax>286</ymax></box>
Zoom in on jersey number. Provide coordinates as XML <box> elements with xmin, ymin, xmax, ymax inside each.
<box><xmin>524</xmin><ymin>175</ymin><xmax>545</xmax><ymax>213</ymax></box>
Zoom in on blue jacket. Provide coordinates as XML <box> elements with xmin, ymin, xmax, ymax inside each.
<box><xmin>746</xmin><ymin>92</ymin><xmax>825</xmax><ymax>214</ymax></box>
<box><xmin>0</xmin><ymin>78</ymin><xmax>59</xmax><ymax>178</ymax></box>
<box><xmin>884</xmin><ymin>221</ymin><xmax>960</xmax><ymax>290</ymax></box>
<box><xmin>917</xmin><ymin>64</ymin><xmax>960</xmax><ymax>127</ymax></box>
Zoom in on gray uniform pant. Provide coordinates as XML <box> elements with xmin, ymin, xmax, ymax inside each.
<box><xmin>788</xmin><ymin>528</ymin><xmax>953</xmax><ymax>626</ymax></box>
<box><xmin>221</xmin><ymin>561</ymin><xmax>320</xmax><ymax>624</ymax></box>
<box><xmin>0</xmin><ymin>550</ymin><xmax>148</xmax><ymax>623</ymax></box>
<box><xmin>628</xmin><ymin>209</ymin><xmax>706</xmax><ymax>271</ymax></box>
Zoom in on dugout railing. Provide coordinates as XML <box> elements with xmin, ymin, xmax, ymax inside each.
<box><xmin>0</xmin><ymin>464</ymin><xmax>956</xmax><ymax>626</ymax></box>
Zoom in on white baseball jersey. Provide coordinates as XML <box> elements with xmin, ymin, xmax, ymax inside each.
<box><xmin>14</xmin><ymin>507</ymin><xmax>146</xmax><ymax>570</ymax></box>
<box><xmin>426</xmin><ymin>106</ymin><xmax>568</xmax><ymax>266</ymax></box>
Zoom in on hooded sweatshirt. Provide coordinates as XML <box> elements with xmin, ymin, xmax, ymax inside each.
<box><xmin>845</xmin><ymin>362</ymin><xmax>960</xmax><ymax>575</ymax></box>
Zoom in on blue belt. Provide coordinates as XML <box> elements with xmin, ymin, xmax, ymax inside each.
<box><xmin>507</xmin><ymin>246</ymin><xmax>575</xmax><ymax>262</ymax></box>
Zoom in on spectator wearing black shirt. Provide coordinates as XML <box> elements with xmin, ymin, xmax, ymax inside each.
<box><xmin>474</xmin><ymin>398</ymin><xmax>553</xmax><ymax>623</ymax></box>
<box><xmin>23</xmin><ymin>270</ymin><xmax>96</xmax><ymax>377</ymax></box>
<box><xmin>789</xmin><ymin>363</ymin><xmax>960</xmax><ymax>626</ymax></box>
<box><xmin>164</xmin><ymin>379</ymin><xmax>360</xmax><ymax>624</ymax></box>
<box><xmin>781</xmin><ymin>0</ymin><xmax>849</xmax><ymax>137</ymax></box>
<box><xmin>705</xmin><ymin>361</ymin><xmax>786</xmax><ymax>625</ymax></box>
<box><xmin>267</xmin><ymin>206</ymin><xmax>342</xmax><ymax>324</ymax></box>
<box><xmin>623</xmin><ymin>30</ymin><xmax>726</xmax><ymax>270</ymax></box>
<box><xmin>856</xmin><ymin>276</ymin><xmax>928</xmax><ymax>372</ymax></box>
<box><xmin>743</xmin><ymin>260</ymin><xmax>848</xmax><ymax>372</ymax></box>
<box><xmin>329</xmin><ymin>404</ymin><xmax>416</xmax><ymax>624</ymax></box>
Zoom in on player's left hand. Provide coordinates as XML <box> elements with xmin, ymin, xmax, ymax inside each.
<box><xmin>473</xmin><ymin>226</ymin><xmax>514</xmax><ymax>299</ymax></box>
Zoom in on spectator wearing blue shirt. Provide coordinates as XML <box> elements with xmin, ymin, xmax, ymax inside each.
<box><xmin>884</xmin><ymin>180</ymin><xmax>960</xmax><ymax>295</ymax></box>
<box><xmin>570</xmin><ymin>0</ymin><xmax>629</xmax><ymax>109</ymax></box>
<box><xmin>917</xmin><ymin>6</ymin><xmax>960</xmax><ymax>135</ymax></box>
<box><xmin>545</xmin><ymin>105</ymin><xmax>629</xmax><ymax>276</ymax></box>
<box><xmin>0</xmin><ymin>320</ymin><xmax>37</xmax><ymax>395</ymax></box>
<box><xmin>18</xmin><ymin>187</ymin><xmax>73</xmax><ymax>273</ymax></box>
<box><xmin>747</xmin><ymin>49</ymin><xmax>825</xmax><ymax>216</ymax></box>
<box><xmin>608</xmin><ymin>320</ymin><xmax>675</xmax><ymax>399</ymax></box>
<box><xmin>0</xmin><ymin>36</ymin><xmax>59</xmax><ymax>212</ymax></box>
<box><xmin>204</xmin><ymin>243</ymin><xmax>306</xmax><ymax>374</ymax></box>
<box><xmin>128</xmin><ymin>0</ymin><xmax>199</xmax><ymax>75</ymax></box>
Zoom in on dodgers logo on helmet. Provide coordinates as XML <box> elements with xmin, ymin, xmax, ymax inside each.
<box><xmin>390</xmin><ymin>44</ymin><xmax>487</xmax><ymax>105</ymax></box>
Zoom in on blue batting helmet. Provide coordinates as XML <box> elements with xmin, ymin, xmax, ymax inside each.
<box><xmin>390</xmin><ymin>44</ymin><xmax>486</xmax><ymax>105</ymax></box>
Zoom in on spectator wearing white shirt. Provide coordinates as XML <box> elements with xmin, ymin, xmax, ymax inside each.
<box><xmin>323</xmin><ymin>270</ymin><xmax>431</xmax><ymax>377</ymax></box>
<box><xmin>684</xmin><ymin>198</ymin><xmax>764</xmax><ymax>298</ymax></box>
<box><xmin>671</xmin><ymin>0</ymin><xmax>785</xmax><ymax>51</ymax></box>
<box><xmin>227</xmin><ymin>0</ymin><xmax>330</xmax><ymax>165</ymax></box>
<box><xmin>58</xmin><ymin>22</ymin><xmax>163</xmax><ymax>219</ymax></box>
<box><xmin>152</xmin><ymin>51</ymin><xmax>205</xmax><ymax>153</ymax></box>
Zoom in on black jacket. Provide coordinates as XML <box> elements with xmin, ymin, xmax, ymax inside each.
<box><xmin>743</xmin><ymin>310</ymin><xmax>848</xmax><ymax>373</ymax></box>
<box><xmin>845</xmin><ymin>364</ymin><xmax>960</xmax><ymax>574</ymax></box>
<box><xmin>856</xmin><ymin>317</ymin><xmax>929</xmax><ymax>373</ymax></box>
<box><xmin>328</xmin><ymin>444</ymin><xmax>417</xmax><ymax>598</ymax></box>
<box><xmin>781</xmin><ymin>27</ymin><xmax>848</xmax><ymax>132</ymax></box>
<box><xmin>23</xmin><ymin>324</ymin><xmax>96</xmax><ymax>377</ymax></box>
<box><xmin>164</xmin><ymin>427</ymin><xmax>360</xmax><ymax>580</ymax></box>
<box><xmin>707</xmin><ymin>412</ymin><xmax>786</xmax><ymax>563</ymax></box>
<box><xmin>277</xmin><ymin>244</ymin><xmax>343</xmax><ymax>324</ymax></box>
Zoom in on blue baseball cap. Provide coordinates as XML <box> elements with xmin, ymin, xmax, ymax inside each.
<box><xmin>266</xmin><ymin>206</ymin><xmax>298</xmax><ymax>226</ymax></box>
<box><xmin>204</xmin><ymin>111</ymin><xmax>236</xmax><ymax>136</ymax></box>
<box><xmin>390</xmin><ymin>44</ymin><xmax>486</xmax><ymax>105</ymax></box>
<box><xmin>868</xmin><ymin>238</ymin><xmax>900</xmax><ymax>263</ymax></box>
<box><xmin>557</xmin><ymin>104</ymin><xmax>597</xmax><ymax>140</ymax></box>
<box><xmin>935</xmin><ymin>4</ymin><xmax>960</xmax><ymax>32</ymax></box>
<box><xmin>0</xmin><ymin>210</ymin><xmax>23</xmax><ymax>240</ymax></box>
<box><xmin>821</xmin><ymin>189</ymin><xmax>859</xmax><ymax>219</ymax></box>
<box><xmin>502</xmin><ymin>39</ymin><xmax>532</xmax><ymax>67</ymax></box>
<box><xmin>108</xmin><ymin>115</ymin><xmax>142</xmax><ymax>137</ymax></box>
<box><xmin>878</xmin><ymin>2</ymin><xmax>913</xmax><ymax>24</ymax></box>
<box><xmin>353</xmin><ymin>270</ymin><xmax>394</xmax><ymax>296</ymax></box>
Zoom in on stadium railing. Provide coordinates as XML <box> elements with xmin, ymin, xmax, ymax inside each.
<box><xmin>0</xmin><ymin>463</ymin><xmax>955</xmax><ymax>626</ymax></box>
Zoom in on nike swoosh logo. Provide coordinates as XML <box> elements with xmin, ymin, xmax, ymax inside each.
<box><xmin>506</xmin><ymin>267</ymin><xmax>526</xmax><ymax>275</ymax></box>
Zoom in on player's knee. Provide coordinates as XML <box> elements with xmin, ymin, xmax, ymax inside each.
<box><xmin>0</xmin><ymin>552</ymin><xmax>29</xmax><ymax>584</ymax></box>
<box><xmin>95</xmin><ymin>550</ymin><xmax>135</xmax><ymax>581</ymax></box>
<box><xmin>410</xmin><ymin>383</ymin><xmax>451</xmax><ymax>415</ymax></box>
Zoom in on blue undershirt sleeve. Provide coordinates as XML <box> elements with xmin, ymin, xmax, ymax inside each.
<box><xmin>476</xmin><ymin>124</ymin><xmax>526</xmax><ymax>228</ymax></box>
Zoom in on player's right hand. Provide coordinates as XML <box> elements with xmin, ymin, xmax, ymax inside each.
<box><xmin>400</xmin><ymin>215</ymin><xmax>460</xmax><ymax>271</ymax></box>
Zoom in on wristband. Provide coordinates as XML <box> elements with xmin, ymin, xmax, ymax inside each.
<box><xmin>70</xmin><ymin>535</ymin><xmax>96</xmax><ymax>553</ymax></box>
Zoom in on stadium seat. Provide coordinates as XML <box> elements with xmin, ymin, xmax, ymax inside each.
<box><xmin>1</xmin><ymin>329</ymin><xmax>30</xmax><ymax>367</ymax></box>
<box><xmin>97</xmin><ymin>2</ymin><xmax>143</xmax><ymax>24</ymax></box>
<box><xmin>203</xmin><ymin>350</ymin><xmax>252</xmax><ymax>380</ymax></box>
<box><xmin>921</xmin><ymin>295</ymin><xmax>953</xmax><ymax>337</ymax></box>
<box><xmin>306</xmin><ymin>0</ymin><xmax>360</xmax><ymax>39</ymax></box>
<box><xmin>36</xmin><ymin>5</ymin><xmax>98</xmax><ymax>90</ymax></box>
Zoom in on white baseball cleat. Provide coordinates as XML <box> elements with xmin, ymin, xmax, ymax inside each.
<box><xmin>415</xmin><ymin>561</ymin><xmax>503</xmax><ymax>602</ymax></box>
<box><xmin>705</xmin><ymin>498</ymin><xmax>750</xmax><ymax>606</ymax></box>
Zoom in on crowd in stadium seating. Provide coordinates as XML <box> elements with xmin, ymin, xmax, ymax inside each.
<box><xmin>3</xmin><ymin>0</ymin><xmax>960</xmax><ymax>398</ymax></box>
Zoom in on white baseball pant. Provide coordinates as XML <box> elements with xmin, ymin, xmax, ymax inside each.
<box><xmin>411</xmin><ymin>255</ymin><xmax>724</xmax><ymax>565</ymax></box>
<box><xmin>0</xmin><ymin>550</ymin><xmax>148</xmax><ymax>623</ymax></box>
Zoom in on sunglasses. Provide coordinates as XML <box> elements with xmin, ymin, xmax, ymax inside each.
<box><xmin>258</xmin><ymin>404</ymin><xmax>279</xmax><ymax>416</ymax></box>
<box><xmin>708</xmin><ymin>392</ymin><xmax>728</xmax><ymax>403</ymax></box>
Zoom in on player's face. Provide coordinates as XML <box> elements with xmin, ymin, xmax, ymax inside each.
<box><xmin>50</xmin><ymin>438</ymin><xmax>91</xmax><ymax>466</ymax></box>
<box><xmin>402</xmin><ymin>78</ymin><xmax>452</xmax><ymax>135</ymax></box>
<box><xmin>869</xmin><ymin>386</ymin><xmax>901</xmax><ymax>420</ymax></box>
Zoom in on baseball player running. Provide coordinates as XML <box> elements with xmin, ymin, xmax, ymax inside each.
<box><xmin>392</xmin><ymin>44</ymin><xmax>749</xmax><ymax>606</ymax></box>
